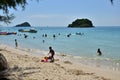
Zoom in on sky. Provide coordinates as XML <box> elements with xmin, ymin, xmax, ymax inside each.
<box><xmin>1</xmin><ymin>0</ymin><xmax>120</xmax><ymax>27</ymax></box>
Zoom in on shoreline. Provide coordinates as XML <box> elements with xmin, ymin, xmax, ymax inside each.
<box><xmin>5</xmin><ymin>43</ymin><xmax>120</xmax><ymax>71</ymax></box>
<box><xmin>1</xmin><ymin>43</ymin><xmax>120</xmax><ymax>71</ymax></box>
<box><xmin>0</xmin><ymin>44</ymin><xmax>120</xmax><ymax>80</ymax></box>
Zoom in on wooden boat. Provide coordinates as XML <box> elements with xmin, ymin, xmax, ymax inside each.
<box><xmin>0</xmin><ymin>32</ymin><xmax>17</xmax><ymax>35</ymax></box>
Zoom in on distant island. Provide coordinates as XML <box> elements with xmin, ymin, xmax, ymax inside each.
<box><xmin>68</xmin><ymin>19</ymin><xmax>94</xmax><ymax>28</ymax></box>
<box><xmin>15</xmin><ymin>22</ymin><xmax>31</xmax><ymax>27</ymax></box>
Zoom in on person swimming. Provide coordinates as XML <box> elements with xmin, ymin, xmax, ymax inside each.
<box><xmin>97</xmin><ymin>48</ymin><xmax>102</xmax><ymax>56</ymax></box>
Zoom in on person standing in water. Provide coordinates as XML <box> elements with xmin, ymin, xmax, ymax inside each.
<box><xmin>15</xmin><ymin>39</ymin><xmax>18</xmax><ymax>48</ymax></box>
<box><xmin>97</xmin><ymin>48</ymin><xmax>102</xmax><ymax>56</ymax></box>
<box><xmin>48</xmin><ymin>46</ymin><xmax>55</xmax><ymax>62</ymax></box>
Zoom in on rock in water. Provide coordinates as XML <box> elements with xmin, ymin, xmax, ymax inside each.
<box><xmin>68</xmin><ymin>18</ymin><xmax>94</xmax><ymax>28</ymax></box>
<box><xmin>15</xmin><ymin>22</ymin><xmax>31</xmax><ymax>27</ymax></box>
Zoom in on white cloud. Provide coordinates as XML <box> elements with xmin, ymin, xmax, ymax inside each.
<box><xmin>29</xmin><ymin>14</ymin><xmax>70</xmax><ymax>19</ymax></box>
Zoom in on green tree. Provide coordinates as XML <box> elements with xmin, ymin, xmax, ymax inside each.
<box><xmin>0</xmin><ymin>0</ymin><xmax>38</xmax><ymax>24</ymax></box>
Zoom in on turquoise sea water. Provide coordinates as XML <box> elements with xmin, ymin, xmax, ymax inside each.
<box><xmin>0</xmin><ymin>26</ymin><xmax>120</xmax><ymax>70</ymax></box>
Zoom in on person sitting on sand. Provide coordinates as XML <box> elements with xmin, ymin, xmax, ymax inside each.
<box><xmin>48</xmin><ymin>46</ymin><xmax>55</xmax><ymax>62</ymax></box>
<box><xmin>97</xmin><ymin>48</ymin><xmax>102</xmax><ymax>56</ymax></box>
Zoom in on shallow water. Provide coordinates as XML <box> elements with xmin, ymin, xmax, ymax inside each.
<box><xmin>0</xmin><ymin>26</ymin><xmax>120</xmax><ymax>71</ymax></box>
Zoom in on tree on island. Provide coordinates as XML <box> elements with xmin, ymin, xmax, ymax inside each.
<box><xmin>68</xmin><ymin>19</ymin><xmax>94</xmax><ymax>28</ymax></box>
<box><xmin>15</xmin><ymin>22</ymin><xmax>31</xmax><ymax>27</ymax></box>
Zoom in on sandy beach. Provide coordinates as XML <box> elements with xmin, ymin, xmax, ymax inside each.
<box><xmin>0</xmin><ymin>44</ymin><xmax>120</xmax><ymax>80</ymax></box>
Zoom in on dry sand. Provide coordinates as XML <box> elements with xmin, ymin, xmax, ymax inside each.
<box><xmin>0</xmin><ymin>44</ymin><xmax>120</xmax><ymax>80</ymax></box>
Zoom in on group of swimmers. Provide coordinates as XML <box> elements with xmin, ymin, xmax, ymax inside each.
<box><xmin>14</xmin><ymin>31</ymin><xmax>102</xmax><ymax>63</ymax></box>
<box><xmin>17</xmin><ymin>31</ymin><xmax>84</xmax><ymax>41</ymax></box>
<box><xmin>15</xmin><ymin>38</ymin><xmax>102</xmax><ymax>61</ymax></box>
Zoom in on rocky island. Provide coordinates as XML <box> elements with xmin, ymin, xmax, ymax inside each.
<box><xmin>15</xmin><ymin>22</ymin><xmax>31</xmax><ymax>27</ymax></box>
<box><xmin>68</xmin><ymin>19</ymin><xmax>94</xmax><ymax>28</ymax></box>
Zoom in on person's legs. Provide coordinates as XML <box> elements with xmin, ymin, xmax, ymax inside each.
<box><xmin>50</xmin><ymin>55</ymin><xmax>54</xmax><ymax>62</ymax></box>
<box><xmin>51</xmin><ymin>57</ymin><xmax>54</xmax><ymax>62</ymax></box>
